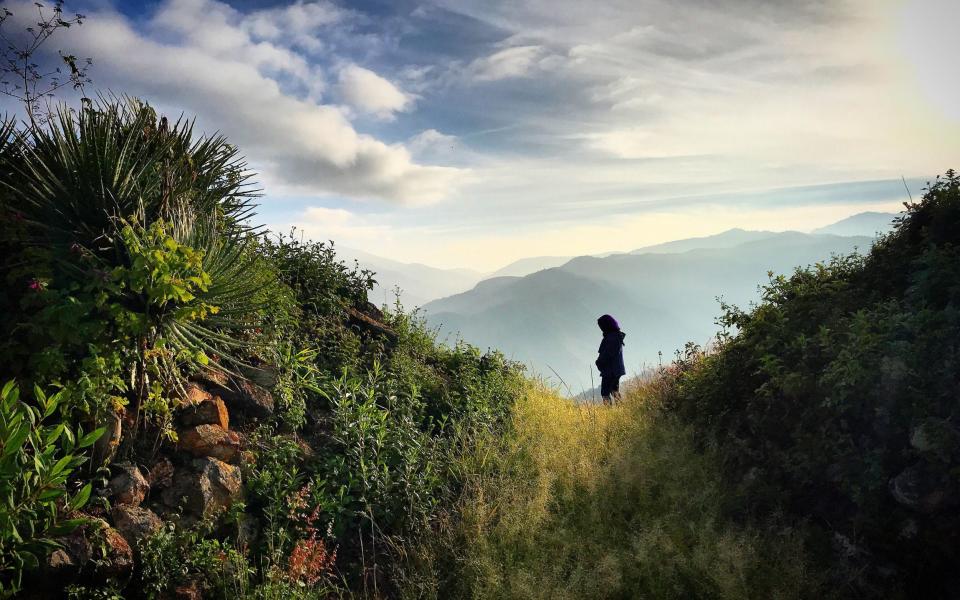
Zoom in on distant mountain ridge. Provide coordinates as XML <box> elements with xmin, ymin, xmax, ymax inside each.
<box><xmin>811</xmin><ymin>211</ymin><xmax>897</xmax><ymax>236</ymax></box>
<box><xmin>424</xmin><ymin>225</ymin><xmax>878</xmax><ymax>392</ymax></box>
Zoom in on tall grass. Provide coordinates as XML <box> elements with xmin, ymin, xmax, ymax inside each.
<box><xmin>403</xmin><ymin>378</ymin><xmax>825</xmax><ymax>599</ymax></box>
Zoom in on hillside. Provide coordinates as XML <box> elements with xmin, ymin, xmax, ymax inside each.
<box><xmin>425</xmin><ymin>230</ymin><xmax>873</xmax><ymax>391</ymax></box>
<box><xmin>811</xmin><ymin>210</ymin><xmax>897</xmax><ymax>236</ymax></box>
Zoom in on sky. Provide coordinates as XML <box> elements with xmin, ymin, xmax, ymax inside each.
<box><xmin>4</xmin><ymin>0</ymin><xmax>959</xmax><ymax>271</ymax></box>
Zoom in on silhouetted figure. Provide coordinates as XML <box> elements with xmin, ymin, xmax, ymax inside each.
<box><xmin>595</xmin><ymin>314</ymin><xmax>626</xmax><ymax>405</ymax></box>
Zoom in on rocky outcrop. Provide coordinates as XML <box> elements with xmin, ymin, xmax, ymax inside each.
<box><xmin>192</xmin><ymin>371</ymin><xmax>274</xmax><ymax>420</ymax></box>
<box><xmin>112</xmin><ymin>505</ymin><xmax>163</xmax><ymax>552</ymax></box>
<box><xmin>108</xmin><ymin>464</ymin><xmax>150</xmax><ymax>506</ymax></box>
<box><xmin>178</xmin><ymin>424</ymin><xmax>241</xmax><ymax>462</ymax></box>
<box><xmin>180</xmin><ymin>394</ymin><xmax>230</xmax><ymax>430</ymax></box>
<box><xmin>161</xmin><ymin>457</ymin><xmax>242</xmax><ymax>517</ymax></box>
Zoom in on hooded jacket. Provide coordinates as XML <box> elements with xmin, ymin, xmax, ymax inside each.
<box><xmin>596</xmin><ymin>316</ymin><xmax>626</xmax><ymax>378</ymax></box>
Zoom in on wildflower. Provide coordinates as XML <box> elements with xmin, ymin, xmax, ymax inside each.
<box><xmin>287</xmin><ymin>537</ymin><xmax>336</xmax><ymax>587</ymax></box>
<box><xmin>27</xmin><ymin>278</ymin><xmax>44</xmax><ymax>292</ymax></box>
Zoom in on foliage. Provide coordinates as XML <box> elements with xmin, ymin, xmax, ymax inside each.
<box><xmin>660</xmin><ymin>171</ymin><xmax>960</xmax><ymax>596</ymax></box>
<box><xmin>0</xmin><ymin>0</ymin><xmax>92</xmax><ymax>123</ymax></box>
<box><xmin>0</xmin><ymin>381</ymin><xmax>102</xmax><ymax>596</ymax></box>
<box><xmin>402</xmin><ymin>381</ymin><xmax>820</xmax><ymax>599</ymax></box>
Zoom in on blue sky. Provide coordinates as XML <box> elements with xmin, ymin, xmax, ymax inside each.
<box><xmin>7</xmin><ymin>0</ymin><xmax>959</xmax><ymax>269</ymax></box>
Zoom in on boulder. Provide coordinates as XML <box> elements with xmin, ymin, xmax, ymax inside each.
<box><xmin>180</xmin><ymin>395</ymin><xmax>230</xmax><ymax>430</ymax></box>
<box><xmin>178</xmin><ymin>424</ymin><xmax>241</xmax><ymax>462</ymax></box>
<box><xmin>181</xmin><ymin>382</ymin><xmax>213</xmax><ymax>406</ymax></box>
<box><xmin>108</xmin><ymin>464</ymin><xmax>150</xmax><ymax>506</ymax></box>
<box><xmin>192</xmin><ymin>372</ymin><xmax>274</xmax><ymax>420</ymax></box>
<box><xmin>147</xmin><ymin>457</ymin><xmax>175</xmax><ymax>490</ymax></box>
<box><xmin>112</xmin><ymin>505</ymin><xmax>163</xmax><ymax>551</ymax></box>
<box><xmin>226</xmin><ymin>380</ymin><xmax>274</xmax><ymax>420</ymax></box>
<box><xmin>161</xmin><ymin>457</ymin><xmax>242</xmax><ymax>517</ymax></box>
<box><xmin>98</xmin><ymin>526</ymin><xmax>134</xmax><ymax>579</ymax></box>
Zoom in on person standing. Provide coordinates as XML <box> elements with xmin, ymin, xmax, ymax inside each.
<box><xmin>595</xmin><ymin>314</ymin><xmax>626</xmax><ymax>405</ymax></box>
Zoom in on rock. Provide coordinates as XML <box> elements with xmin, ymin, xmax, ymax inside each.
<box><xmin>181</xmin><ymin>382</ymin><xmax>213</xmax><ymax>406</ymax></box>
<box><xmin>112</xmin><ymin>505</ymin><xmax>163</xmax><ymax>551</ymax></box>
<box><xmin>179</xmin><ymin>424</ymin><xmax>241</xmax><ymax>462</ymax></box>
<box><xmin>98</xmin><ymin>526</ymin><xmax>134</xmax><ymax>579</ymax></box>
<box><xmin>889</xmin><ymin>462</ymin><xmax>954</xmax><ymax>513</ymax></box>
<box><xmin>108</xmin><ymin>464</ymin><xmax>150</xmax><ymax>506</ymax></box>
<box><xmin>161</xmin><ymin>457</ymin><xmax>242</xmax><ymax>517</ymax></box>
<box><xmin>192</xmin><ymin>372</ymin><xmax>274</xmax><ymax>420</ymax></box>
<box><xmin>227</xmin><ymin>380</ymin><xmax>274</xmax><ymax>420</ymax></box>
<box><xmin>147</xmin><ymin>457</ymin><xmax>175</xmax><ymax>490</ymax></box>
<box><xmin>180</xmin><ymin>395</ymin><xmax>230</xmax><ymax>430</ymax></box>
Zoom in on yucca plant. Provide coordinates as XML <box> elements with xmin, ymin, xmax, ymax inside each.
<box><xmin>0</xmin><ymin>97</ymin><xmax>276</xmax><ymax>428</ymax></box>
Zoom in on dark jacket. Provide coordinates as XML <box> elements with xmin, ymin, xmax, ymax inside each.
<box><xmin>596</xmin><ymin>330</ymin><xmax>626</xmax><ymax>378</ymax></box>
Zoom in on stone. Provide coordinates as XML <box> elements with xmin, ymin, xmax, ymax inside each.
<box><xmin>148</xmin><ymin>457</ymin><xmax>175</xmax><ymax>490</ymax></box>
<box><xmin>108</xmin><ymin>464</ymin><xmax>150</xmax><ymax>506</ymax></box>
<box><xmin>181</xmin><ymin>382</ymin><xmax>213</xmax><ymax>406</ymax></box>
<box><xmin>227</xmin><ymin>380</ymin><xmax>274</xmax><ymax>420</ymax></box>
<box><xmin>180</xmin><ymin>395</ymin><xmax>230</xmax><ymax>430</ymax></box>
<box><xmin>178</xmin><ymin>424</ymin><xmax>241</xmax><ymax>462</ymax></box>
<box><xmin>98</xmin><ymin>526</ymin><xmax>134</xmax><ymax>579</ymax></box>
<box><xmin>112</xmin><ymin>505</ymin><xmax>163</xmax><ymax>551</ymax></box>
<box><xmin>161</xmin><ymin>457</ymin><xmax>242</xmax><ymax>517</ymax></box>
<box><xmin>192</xmin><ymin>372</ymin><xmax>274</xmax><ymax>420</ymax></box>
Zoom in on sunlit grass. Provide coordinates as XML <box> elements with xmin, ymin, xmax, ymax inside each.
<box><xmin>404</xmin><ymin>378</ymin><xmax>824</xmax><ymax>599</ymax></box>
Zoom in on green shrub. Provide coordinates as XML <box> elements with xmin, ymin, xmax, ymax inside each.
<box><xmin>662</xmin><ymin>171</ymin><xmax>960</xmax><ymax>596</ymax></box>
<box><xmin>0</xmin><ymin>381</ymin><xmax>103</xmax><ymax>595</ymax></box>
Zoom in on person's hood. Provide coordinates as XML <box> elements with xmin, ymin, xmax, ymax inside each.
<box><xmin>597</xmin><ymin>314</ymin><xmax>620</xmax><ymax>333</ymax></box>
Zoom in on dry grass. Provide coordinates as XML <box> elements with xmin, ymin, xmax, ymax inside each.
<box><xmin>402</xmin><ymin>377</ymin><xmax>824</xmax><ymax>599</ymax></box>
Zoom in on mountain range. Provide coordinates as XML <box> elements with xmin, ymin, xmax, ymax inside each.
<box><xmin>417</xmin><ymin>213</ymin><xmax>897</xmax><ymax>392</ymax></box>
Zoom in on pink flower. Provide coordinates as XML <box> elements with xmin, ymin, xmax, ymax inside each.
<box><xmin>27</xmin><ymin>279</ymin><xmax>43</xmax><ymax>292</ymax></box>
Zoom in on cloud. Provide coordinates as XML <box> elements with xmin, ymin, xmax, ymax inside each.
<box><xmin>336</xmin><ymin>64</ymin><xmax>414</xmax><ymax>119</ymax></box>
<box><xmin>243</xmin><ymin>1</ymin><xmax>345</xmax><ymax>52</ymax></box>
<box><xmin>468</xmin><ymin>45</ymin><xmax>548</xmax><ymax>81</ymax></box>
<box><xmin>47</xmin><ymin>0</ymin><xmax>462</xmax><ymax>205</ymax></box>
<box><xmin>287</xmin><ymin>206</ymin><xmax>392</xmax><ymax>245</ymax></box>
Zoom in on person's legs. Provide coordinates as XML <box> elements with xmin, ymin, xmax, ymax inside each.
<box><xmin>600</xmin><ymin>376</ymin><xmax>615</xmax><ymax>405</ymax></box>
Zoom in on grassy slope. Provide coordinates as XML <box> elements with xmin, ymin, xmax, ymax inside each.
<box><xmin>405</xmin><ymin>381</ymin><xmax>821</xmax><ymax>600</ymax></box>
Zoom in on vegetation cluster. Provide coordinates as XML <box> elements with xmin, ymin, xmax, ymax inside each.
<box><xmin>0</xmin><ymin>99</ymin><xmax>525</xmax><ymax>598</ymax></box>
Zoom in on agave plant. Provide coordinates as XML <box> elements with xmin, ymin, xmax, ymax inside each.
<box><xmin>0</xmin><ymin>98</ymin><xmax>275</xmax><ymax>424</ymax></box>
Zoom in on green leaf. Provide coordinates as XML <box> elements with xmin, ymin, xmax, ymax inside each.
<box><xmin>77</xmin><ymin>427</ymin><xmax>105</xmax><ymax>449</ymax></box>
<box><xmin>68</xmin><ymin>483</ymin><xmax>92</xmax><ymax>511</ymax></box>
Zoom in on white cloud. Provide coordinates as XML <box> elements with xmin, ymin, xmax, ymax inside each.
<box><xmin>59</xmin><ymin>0</ymin><xmax>462</xmax><ymax>205</ymax></box>
<box><xmin>289</xmin><ymin>206</ymin><xmax>392</xmax><ymax>244</ymax></box>
<box><xmin>243</xmin><ymin>1</ymin><xmax>345</xmax><ymax>52</ymax></box>
<box><xmin>336</xmin><ymin>64</ymin><xmax>414</xmax><ymax>119</ymax></box>
<box><xmin>468</xmin><ymin>45</ymin><xmax>547</xmax><ymax>81</ymax></box>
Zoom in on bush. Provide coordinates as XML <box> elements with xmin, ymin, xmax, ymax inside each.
<box><xmin>661</xmin><ymin>171</ymin><xmax>960</xmax><ymax>596</ymax></box>
<box><xmin>0</xmin><ymin>381</ymin><xmax>102</xmax><ymax>595</ymax></box>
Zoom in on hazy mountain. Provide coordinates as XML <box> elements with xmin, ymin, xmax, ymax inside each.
<box><xmin>337</xmin><ymin>246</ymin><xmax>485</xmax><ymax>307</ymax></box>
<box><xmin>812</xmin><ymin>211</ymin><xmax>897</xmax><ymax>237</ymax></box>
<box><xmin>489</xmin><ymin>255</ymin><xmax>574</xmax><ymax>278</ymax></box>
<box><xmin>424</xmin><ymin>231</ymin><xmax>874</xmax><ymax>393</ymax></box>
<box><xmin>630</xmin><ymin>228</ymin><xmax>780</xmax><ymax>254</ymax></box>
